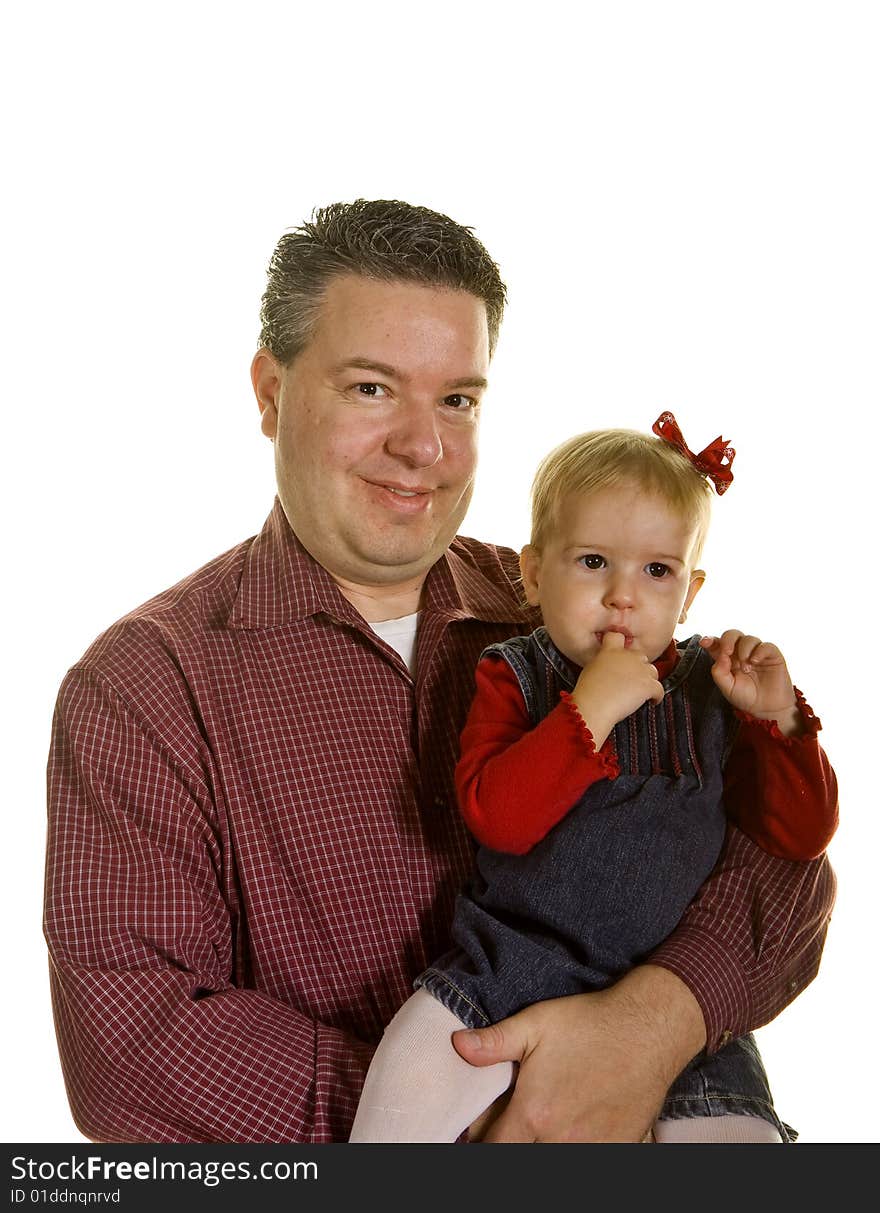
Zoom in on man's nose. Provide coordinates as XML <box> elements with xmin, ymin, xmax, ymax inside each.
<box><xmin>385</xmin><ymin>400</ymin><xmax>443</xmax><ymax>468</ymax></box>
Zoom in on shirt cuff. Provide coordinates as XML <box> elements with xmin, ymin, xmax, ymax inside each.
<box><xmin>734</xmin><ymin>686</ymin><xmax>821</xmax><ymax>746</ymax></box>
<box><xmin>558</xmin><ymin>692</ymin><xmax>620</xmax><ymax>779</ymax></box>
<box><xmin>648</xmin><ymin>926</ymin><xmax>754</xmax><ymax>1055</ymax></box>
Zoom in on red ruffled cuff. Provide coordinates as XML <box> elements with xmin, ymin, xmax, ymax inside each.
<box><xmin>734</xmin><ymin>687</ymin><xmax>821</xmax><ymax>746</ymax></box>
<box><xmin>559</xmin><ymin>691</ymin><xmax>620</xmax><ymax>779</ymax></box>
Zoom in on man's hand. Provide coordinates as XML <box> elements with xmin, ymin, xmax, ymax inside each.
<box><xmin>700</xmin><ymin>631</ymin><xmax>802</xmax><ymax>736</ymax></box>
<box><xmin>453</xmin><ymin>965</ymin><xmax>706</xmax><ymax>1142</ymax></box>
<box><xmin>571</xmin><ymin>632</ymin><xmax>665</xmax><ymax>749</ymax></box>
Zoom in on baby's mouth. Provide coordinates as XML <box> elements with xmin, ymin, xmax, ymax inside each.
<box><xmin>596</xmin><ymin>627</ymin><xmax>634</xmax><ymax>647</ymax></box>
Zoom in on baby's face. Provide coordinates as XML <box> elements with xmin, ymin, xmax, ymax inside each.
<box><xmin>520</xmin><ymin>484</ymin><xmax>705</xmax><ymax>669</ymax></box>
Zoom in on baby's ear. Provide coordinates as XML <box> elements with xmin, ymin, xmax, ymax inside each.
<box><xmin>519</xmin><ymin>545</ymin><xmax>543</xmax><ymax>607</ymax></box>
<box><xmin>680</xmin><ymin>569</ymin><xmax>706</xmax><ymax>623</ymax></box>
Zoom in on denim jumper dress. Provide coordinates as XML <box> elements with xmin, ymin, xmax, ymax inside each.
<box><xmin>417</xmin><ymin>628</ymin><xmax>794</xmax><ymax>1139</ymax></box>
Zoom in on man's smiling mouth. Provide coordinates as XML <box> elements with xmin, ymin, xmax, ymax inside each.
<box><xmin>366</xmin><ymin>479</ymin><xmax>433</xmax><ymax>497</ymax></box>
<box><xmin>363</xmin><ymin>479</ymin><xmax>436</xmax><ymax>511</ymax></box>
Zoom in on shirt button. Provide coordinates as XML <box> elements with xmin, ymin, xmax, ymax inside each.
<box><xmin>719</xmin><ymin>1029</ymin><xmax>733</xmax><ymax>1047</ymax></box>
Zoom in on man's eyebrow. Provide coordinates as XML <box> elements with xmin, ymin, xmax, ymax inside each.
<box><xmin>447</xmin><ymin>375</ymin><xmax>489</xmax><ymax>391</ymax></box>
<box><xmin>334</xmin><ymin>358</ymin><xmax>401</xmax><ymax>378</ymax></box>
<box><xmin>333</xmin><ymin>358</ymin><xmax>488</xmax><ymax>390</ymax></box>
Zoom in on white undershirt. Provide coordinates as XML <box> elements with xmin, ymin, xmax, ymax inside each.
<box><xmin>369</xmin><ymin>612</ymin><xmax>420</xmax><ymax>676</ymax></box>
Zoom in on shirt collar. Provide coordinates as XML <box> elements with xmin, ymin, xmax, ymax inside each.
<box><xmin>227</xmin><ymin>498</ymin><xmax>533</xmax><ymax>631</ymax></box>
<box><xmin>653</xmin><ymin>640</ymin><xmax>681</xmax><ymax>681</ymax></box>
<box><xmin>421</xmin><ymin>540</ymin><xmax>536</xmax><ymax>624</ymax></box>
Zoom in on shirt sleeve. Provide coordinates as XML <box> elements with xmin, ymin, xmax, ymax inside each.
<box><xmin>723</xmin><ymin>690</ymin><xmax>838</xmax><ymax>860</ymax></box>
<box><xmin>638</xmin><ymin>688</ymin><xmax>838</xmax><ymax>1054</ymax></box>
<box><xmin>648</xmin><ymin>827</ymin><xmax>836</xmax><ymax>1052</ymax></box>
<box><xmin>454</xmin><ymin>657</ymin><xmax>619</xmax><ymax>854</ymax></box>
<box><xmin>45</xmin><ymin>669</ymin><xmax>374</xmax><ymax>1143</ymax></box>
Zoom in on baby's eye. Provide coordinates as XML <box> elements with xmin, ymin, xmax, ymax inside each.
<box><xmin>646</xmin><ymin>562</ymin><xmax>671</xmax><ymax>579</ymax></box>
<box><xmin>579</xmin><ymin>554</ymin><xmax>606</xmax><ymax>570</ymax></box>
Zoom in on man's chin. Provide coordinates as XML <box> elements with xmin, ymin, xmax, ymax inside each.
<box><xmin>352</xmin><ymin>516</ymin><xmax>466</xmax><ymax>577</ymax></box>
<box><xmin>350</xmin><ymin>538</ymin><xmax>449</xmax><ymax>584</ymax></box>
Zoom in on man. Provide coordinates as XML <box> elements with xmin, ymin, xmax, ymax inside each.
<box><xmin>45</xmin><ymin>200</ymin><xmax>835</xmax><ymax>1143</ymax></box>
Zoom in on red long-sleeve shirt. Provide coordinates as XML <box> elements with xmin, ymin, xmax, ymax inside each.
<box><xmin>455</xmin><ymin>649</ymin><xmax>838</xmax><ymax>859</ymax></box>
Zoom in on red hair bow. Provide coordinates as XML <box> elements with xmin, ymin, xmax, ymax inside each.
<box><xmin>652</xmin><ymin>411</ymin><xmax>736</xmax><ymax>495</ymax></box>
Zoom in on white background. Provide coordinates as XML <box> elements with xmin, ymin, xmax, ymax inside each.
<box><xmin>2</xmin><ymin>1</ymin><xmax>876</xmax><ymax>1144</ymax></box>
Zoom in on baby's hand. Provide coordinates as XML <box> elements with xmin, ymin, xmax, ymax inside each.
<box><xmin>700</xmin><ymin>630</ymin><xmax>802</xmax><ymax>735</ymax></box>
<box><xmin>571</xmin><ymin>631</ymin><xmax>664</xmax><ymax>748</ymax></box>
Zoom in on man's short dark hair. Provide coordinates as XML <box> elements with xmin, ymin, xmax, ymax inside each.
<box><xmin>258</xmin><ymin>199</ymin><xmax>507</xmax><ymax>364</ymax></box>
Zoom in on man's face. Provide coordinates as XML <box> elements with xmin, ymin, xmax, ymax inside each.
<box><xmin>253</xmin><ymin>275</ymin><xmax>491</xmax><ymax>595</ymax></box>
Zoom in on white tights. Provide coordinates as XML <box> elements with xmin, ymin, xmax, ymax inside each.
<box><xmin>349</xmin><ymin>989</ymin><xmax>781</xmax><ymax>1144</ymax></box>
<box><xmin>350</xmin><ymin>989</ymin><xmax>514</xmax><ymax>1142</ymax></box>
<box><xmin>653</xmin><ymin>1115</ymin><xmax>781</xmax><ymax>1143</ymax></box>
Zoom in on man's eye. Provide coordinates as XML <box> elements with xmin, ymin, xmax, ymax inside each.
<box><xmin>579</xmin><ymin>554</ymin><xmax>606</xmax><ymax>570</ymax></box>
<box><xmin>646</xmin><ymin>562</ymin><xmax>671</xmax><ymax>578</ymax></box>
<box><xmin>355</xmin><ymin>382</ymin><xmax>388</xmax><ymax>398</ymax></box>
<box><xmin>443</xmin><ymin>394</ymin><xmax>477</xmax><ymax>411</ymax></box>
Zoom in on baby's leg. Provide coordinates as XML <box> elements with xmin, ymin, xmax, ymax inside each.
<box><xmin>349</xmin><ymin>988</ymin><xmax>514</xmax><ymax>1142</ymax></box>
<box><xmin>654</xmin><ymin>1115</ymin><xmax>782</xmax><ymax>1143</ymax></box>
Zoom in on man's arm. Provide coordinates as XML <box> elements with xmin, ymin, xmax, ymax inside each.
<box><xmin>45</xmin><ymin>669</ymin><xmax>372</xmax><ymax>1143</ymax></box>
<box><xmin>454</xmin><ymin>829</ymin><xmax>835</xmax><ymax>1141</ymax></box>
<box><xmin>648</xmin><ymin>824</ymin><xmax>836</xmax><ymax>1050</ymax></box>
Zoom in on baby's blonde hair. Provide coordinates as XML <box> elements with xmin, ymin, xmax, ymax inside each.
<box><xmin>530</xmin><ymin>427</ymin><xmax>714</xmax><ymax>565</ymax></box>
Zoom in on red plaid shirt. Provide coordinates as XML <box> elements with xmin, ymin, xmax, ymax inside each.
<box><xmin>45</xmin><ymin>500</ymin><xmax>836</xmax><ymax>1143</ymax></box>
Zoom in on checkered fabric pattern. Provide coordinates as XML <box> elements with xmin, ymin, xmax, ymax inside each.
<box><xmin>44</xmin><ymin>500</ymin><xmax>835</xmax><ymax>1142</ymax></box>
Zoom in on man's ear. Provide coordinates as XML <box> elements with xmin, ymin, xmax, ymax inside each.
<box><xmin>251</xmin><ymin>348</ymin><xmax>283</xmax><ymax>439</ymax></box>
<box><xmin>519</xmin><ymin>544</ymin><xmax>543</xmax><ymax>607</ymax></box>
<box><xmin>679</xmin><ymin>569</ymin><xmax>706</xmax><ymax>623</ymax></box>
